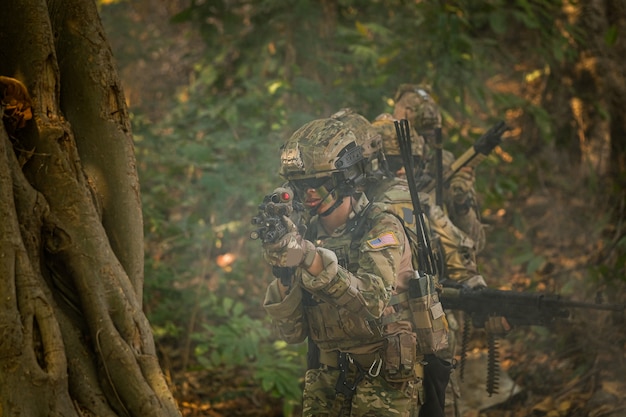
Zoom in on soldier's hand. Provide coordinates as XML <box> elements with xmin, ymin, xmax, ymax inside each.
<box><xmin>418</xmin><ymin>104</ymin><xmax>441</xmax><ymax>132</ymax></box>
<box><xmin>263</xmin><ymin>217</ymin><xmax>315</xmax><ymax>268</ymax></box>
<box><xmin>449</xmin><ymin>166</ymin><xmax>475</xmax><ymax>207</ymax></box>
<box><xmin>484</xmin><ymin>316</ymin><xmax>512</xmax><ymax>337</ymax></box>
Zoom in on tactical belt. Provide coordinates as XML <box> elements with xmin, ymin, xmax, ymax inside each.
<box><xmin>319</xmin><ymin>350</ymin><xmax>381</xmax><ymax>373</ymax></box>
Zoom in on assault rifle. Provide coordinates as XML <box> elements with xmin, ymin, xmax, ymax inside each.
<box><xmin>420</xmin><ymin>120</ymin><xmax>510</xmax><ymax>195</ymax></box>
<box><xmin>250</xmin><ymin>186</ymin><xmax>304</xmax><ymax>244</ymax></box>
<box><xmin>250</xmin><ymin>186</ymin><xmax>306</xmax><ymax>286</ymax></box>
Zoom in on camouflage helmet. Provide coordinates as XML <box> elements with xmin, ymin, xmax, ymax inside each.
<box><xmin>279</xmin><ymin>117</ymin><xmax>365</xmax><ymax>183</ymax></box>
<box><xmin>330</xmin><ymin>108</ymin><xmax>382</xmax><ymax>159</ymax></box>
<box><xmin>392</xmin><ymin>83</ymin><xmax>442</xmax><ymax>130</ymax></box>
<box><xmin>372</xmin><ymin>113</ymin><xmax>424</xmax><ymax>157</ymax></box>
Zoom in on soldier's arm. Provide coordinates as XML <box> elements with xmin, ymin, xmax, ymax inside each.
<box><xmin>299</xmin><ymin>211</ymin><xmax>406</xmax><ymax>318</ymax></box>
<box><xmin>263</xmin><ymin>278</ymin><xmax>307</xmax><ymax>343</ymax></box>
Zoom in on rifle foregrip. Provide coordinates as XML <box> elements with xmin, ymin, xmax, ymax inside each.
<box><xmin>473</xmin><ymin>121</ymin><xmax>508</xmax><ymax>155</ymax></box>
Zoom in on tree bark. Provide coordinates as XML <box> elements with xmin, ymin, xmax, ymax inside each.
<box><xmin>564</xmin><ymin>0</ymin><xmax>626</xmax><ymax>179</ymax></box>
<box><xmin>0</xmin><ymin>1</ymin><xmax>181</xmax><ymax>416</ymax></box>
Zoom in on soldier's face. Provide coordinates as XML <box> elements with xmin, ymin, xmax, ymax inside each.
<box><xmin>302</xmin><ymin>187</ymin><xmax>337</xmax><ymax>215</ymax></box>
<box><xmin>291</xmin><ymin>177</ymin><xmax>337</xmax><ymax>214</ymax></box>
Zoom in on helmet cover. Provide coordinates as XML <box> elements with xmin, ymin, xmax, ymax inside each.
<box><xmin>279</xmin><ymin>118</ymin><xmax>364</xmax><ymax>181</ymax></box>
<box><xmin>393</xmin><ymin>84</ymin><xmax>442</xmax><ymax>130</ymax></box>
<box><xmin>372</xmin><ymin>113</ymin><xmax>424</xmax><ymax>158</ymax></box>
<box><xmin>330</xmin><ymin>108</ymin><xmax>382</xmax><ymax>159</ymax></box>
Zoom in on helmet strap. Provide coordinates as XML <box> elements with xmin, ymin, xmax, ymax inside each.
<box><xmin>319</xmin><ymin>193</ymin><xmax>345</xmax><ymax>218</ymax></box>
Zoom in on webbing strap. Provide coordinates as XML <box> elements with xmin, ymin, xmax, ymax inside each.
<box><xmin>381</xmin><ymin>292</ymin><xmax>411</xmax><ymax>326</ymax></box>
<box><xmin>381</xmin><ymin>309</ymin><xmax>412</xmax><ymax>326</ymax></box>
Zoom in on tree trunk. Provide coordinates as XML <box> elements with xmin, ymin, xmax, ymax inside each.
<box><xmin>566</xmin><ymin>0</ymin><xmax>626</xmax><ymax>180</ymax></box>
<box><xmin>0</xmin><ymin>1</ymin><xmax>181</xmax><ymax>416</ymax></box>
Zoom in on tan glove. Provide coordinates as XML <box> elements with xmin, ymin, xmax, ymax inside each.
<box><xmin>484</xmin><ymin>316</ymin><xmax>512</xmax><ymax>337</ymax></box>
<box><xmin>417</xmin><ymin>99</ymin><xmax>442</xmax><ymax>131</ymax></box>
<box><xmin>262</xmin><ymin>216</ymin><xmax>316</xmax><ymax>268</ymax></box>
<box><xmin>449</xmin><ymin>166</ymin><xmax>475</xmax><ymax>207</ymax></box>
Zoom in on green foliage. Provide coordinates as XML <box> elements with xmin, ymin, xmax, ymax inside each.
<box><xmin>193</xmin><ymin>295</ymin><xmax>269</xmax><ymax>368</ymax></box>
<box><xmin>191</xmin><ymin>293</ymin><xmax>306</xmax><ymax>414</ymax></box>
<box><xmin>510</xmin><ymin>243</ymin><xmax>547</xmax><ymax>277</ymax></box>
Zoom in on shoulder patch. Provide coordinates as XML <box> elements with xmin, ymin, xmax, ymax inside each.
<box><xmin>366</xmin><ymin>232</ymin><xmax>399</xmax><ymax>249</ymax></box>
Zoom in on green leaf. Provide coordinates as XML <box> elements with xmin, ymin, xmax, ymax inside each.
<box><xmin>488</xmin><ymin>11</ymin><xmax>508</xmax><ymax>35</ymax></box>
<box><xmin>605</xmin><ymin>25</ymin><xmax>618</xmax><ymax>46</ymax></box>
<box><xmin>526</xmin><ymin>255</ymin><xmax>546</xmax><ymax>276</ymax></box>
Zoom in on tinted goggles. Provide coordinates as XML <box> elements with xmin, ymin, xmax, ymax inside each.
<box><xmin>289</xmin><ymin>176</ymin><xmax>333</xmax><ymax>194</ymax></box>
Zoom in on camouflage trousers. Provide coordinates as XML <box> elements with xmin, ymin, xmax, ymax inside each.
<box><xmin>302</xmin><ymin>366</ymin><xmax>422</xmax><ymax>417</ymax></box>
<box><xmin>442</xmin><ymin>312</ymin><xmax>461</xmax><ymax>417</ymax></box>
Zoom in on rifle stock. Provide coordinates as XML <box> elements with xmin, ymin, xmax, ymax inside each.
<box><xmin>440</xmin><ymin>286</ymin><xmax>625</xmax><ymax>328</ymax></box>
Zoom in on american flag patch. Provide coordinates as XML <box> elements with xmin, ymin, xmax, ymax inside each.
<box><xmin>366</xmin><ymin>232</ymin><xmax>399</xmax><ymax>249</ymax></box>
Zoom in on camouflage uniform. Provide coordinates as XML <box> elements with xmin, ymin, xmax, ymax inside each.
<box><xmin>262</xmin><ymin>118</ymin><xmax>435</xmax><ymax>416</ymax></box>
<box><xmin>265</xmin><ymin>194</ymin><xmax>423</xmax><ymax>416</ymax></box>
<box><xmin>366</xmin><ymin>177</ymin><xmax>485</xmax><ymax>417</ymax></box>
<box><xmin>363</xmin><ymin>114</ymin><xmax>482</xmax><ymax>286</ymax></box>
<box><xmin>392</xmin><ymin>85</ymin><xmax>486</xmax><ymax>253</ymax></box>
<box><xmin>331</xmin><ymin>109</ymin><xmax>484</xmax><ymax>417</ymax></box>
<box><xmin>366</xmin><ymin>178</ymin><xmax>481</xmax><ymax>285</ymax></box>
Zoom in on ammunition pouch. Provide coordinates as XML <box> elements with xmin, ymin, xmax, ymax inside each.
<box><xmin>383</xmin><ymin>332</ymin><xmax>419</xmax><ymax>382</ymax></box>
<box><xmin>383</xmin><ymin>272</ymin><xmax>449</xmax><ymax>355</ymax></box>
<box><xmin>305</xmin><ymin>300</ymin><xmax>382</xmax><ymax>350</ymax></box>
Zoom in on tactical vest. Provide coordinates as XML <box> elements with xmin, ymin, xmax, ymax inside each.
<box><xmin>366</xmin><ymin>178</ymin><xmax>450</xmax><ymax>354</ymax></box>
<box><xmin>368</xmin><ymin>177</ymin><xmax>479</xmax><ymax>283</ymax></box>
<box><xmin>302</xmin><ymin>202</ymin><xmax>386</xmax><ymax>351</ymax></box>
<box><xmin>302</xmin><ymin>200</ymin><xmax>447</xmax><ymax>356</ymax></box>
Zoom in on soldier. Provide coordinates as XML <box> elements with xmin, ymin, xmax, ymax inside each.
<box><xmin>392</xmin><ymin>84</ymin><xmax>485</xmax><ymax>253</ymax></box>
<box><xmin>331</xmin><ymin>109</ymin><xmax>482</xmax><ymax>288</ymax></box>
<box><xmin>367</xmin><ymin>114</ymin><xmax>479</xmax><ymax>417</ymax></box>
<box><xmin>360</xmin><ymin>102</ymin><xmax>510</xmax><ymax>417</ymax></box>
<box><xmin>261</xmin><ymin>117</ymin><xmax>449</xmax><ymax>416</ymax></box>
<box><xmin>329</xmin><ymin>108</ymin><xmax>509</xmax><ymax>417</ymax></box>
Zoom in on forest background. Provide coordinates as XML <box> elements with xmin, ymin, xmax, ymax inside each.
<box><xmin>97</xmin><ymin>1</ymin><xmax>626</xmax><ymax>416</ymax></box>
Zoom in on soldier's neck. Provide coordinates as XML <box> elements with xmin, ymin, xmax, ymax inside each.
<box><xmin>319</xmin><ymin>197</ymin><xmax>353</xmax><ymax>235</ymax></box>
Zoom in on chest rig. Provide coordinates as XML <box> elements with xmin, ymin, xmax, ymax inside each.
<box><xmin>302</xmin><ymin>203</ymin><xmax>385</xmax><ymax>351</ymax></box>
<box><xmin>313</xmin><ymin>206</ymin><xmax>371</xmax><ymax>270</ymax></box>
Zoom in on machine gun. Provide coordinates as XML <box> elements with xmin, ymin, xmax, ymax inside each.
<box><xmin>440</xmin><ymin>284</ymin><xmax>625</xmax><ymax>395</ymax></box>
<box><xmin>440</xmin><ymin>285</ymin><xmax>624</xmax><ymax>328</ymax></box>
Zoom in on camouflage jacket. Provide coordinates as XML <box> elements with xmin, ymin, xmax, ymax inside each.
<box><xmin>366</xmin><ymin>177</ymin><xmax>481</xmax><ymax>285</ymax></box>
<box><xmin>263</xmin><ymin>193</ymin><xmax>414</xmax><ymax>354</ymax></box>
<box><xmin>422</xmin><ymin>148</ymin><xmax>486</xmax><ymax>253</ymax></box>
